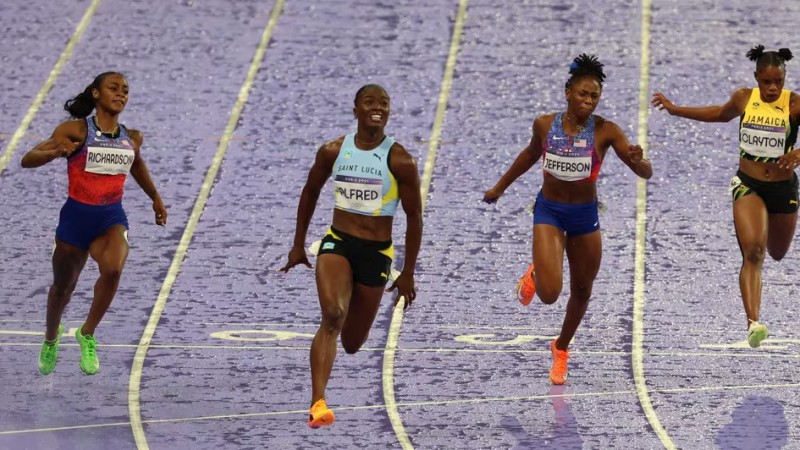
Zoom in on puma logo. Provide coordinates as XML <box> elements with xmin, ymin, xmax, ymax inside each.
<box><xmin>776</xmin><ymin>106</ymin><xmax>785</xmax><ymax>113</ymax></box>
<box><xmin>790</xmin><ymin>200</ymin><xmax>798</xmax><ymax>205</ymax></box>
<box><xmin>373</xmin><ymin>153</ymin><xmax>383</xmax><ymax>161</ymax></box>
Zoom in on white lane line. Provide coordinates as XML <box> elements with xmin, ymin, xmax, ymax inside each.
<box><xmin>5</xmin><ymin>381</ymin><xmax>800</xmax><ymax>437</ymax></box>
<box><xmin>631</xmin><ymin>0</ymin><xmax>675</xmax><ymax>449</ymax></box>
<box><xmin>382</xmin><ymin>1</ymin><xmax>469</xmax><ymax>448</ymax></box>
<box><xmin>0</xmin><ymin>0</ymin><xmax>103</xmax><ymax>175</ymax></box>
<box><xmin>126</xmin><ymin>2</ymin><xmax>286</xmax><ymax>449</ymax></box>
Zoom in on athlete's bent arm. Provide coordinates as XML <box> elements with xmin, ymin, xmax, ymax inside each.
<box><xmin>128</xmin><ymin>130</ymin><xmax>167</xmax><ymax>225</ymax></box>
<box><xmin>387</xmin><ymin>144</ymin><xmax>422</xmax><ymax>309</ymax></box>
<box><xmin>483</xmin><ymin>116</ymin><xmax>547</xmax><ymax>203</ymax></box>
<box><xmin>21</xmin><ymin>121</ymin><xmax>83</xmax><ymax>168</ymax></box>
<box><xmin>281</xmin><ymin>140</ymin><xmax>340</xmax><ymax>272</ymax></box>
<box><xmin>606</xmin><ymin>121</ymin><xmax>653</xmax><ymax>179</ymax></box>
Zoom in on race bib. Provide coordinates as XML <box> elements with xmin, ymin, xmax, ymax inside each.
<box><xmin>334</xmin><ymin>175</ymin><xmax>382</xmax><ymax>213</ymax></box>
<box><xmin>543</xmin><ymin>153</ymin><xmax>592</xmax><ymax>181</ymax></box>
<box><xmin>739</xmin><ymin>123</ymin><xmax>786</xmax><ymax>159</ymax></box>
<box><xmin>85</xmin><ymin>146</ymin><xmax>135</xmax><ymax>175</ymax></box>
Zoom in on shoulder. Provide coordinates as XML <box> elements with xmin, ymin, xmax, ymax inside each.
<box><xmin>388</xmin><ymin>142</ymin><xmax>418</xmax><ymax>179</ymax></box>
<box><xmin>313</xmin><ymin>135</ymin><xmax>346</xmax><ymax>166</ymax></box>
<box><xmin>127</xmin><ymin>128</ymin><xmax>144</xmax><ymax>148</ymax></box>
<box><xmin>732</xmin><ymin>87</ymin><xmax>753</xmax><ymax>102</ymax></box>
<box><xmin>53</xmin><ymin>118</ymin><xmax>87</xmax><ymax>140</ymax></box>
<box><xmin>592</xmin><ymin>114</ymin><xmax>621</xmax><ymax>133</ymax></box>
<box><xmin>534</xmin><ymin>113</ymin><xmax>557</xmax><ymax>127</ymax></box>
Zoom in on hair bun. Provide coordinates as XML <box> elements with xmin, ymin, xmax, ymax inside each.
<box><xmin>778</xmin><ymin>48</ymin><xmax>794</xmax><ymax>61</ymax></box>
<box><xmin>746</xmin><ymin>44</ymin><xmax>766</xmax><ymax>61</ymax></box>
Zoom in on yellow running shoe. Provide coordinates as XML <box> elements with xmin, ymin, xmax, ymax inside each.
<box><xmin>516</xmin><ymin>263</ymin><xmax>536</xmax><ymax>305</ymax></box>
<box><xmin>549</xmin><ymin>339</ymin><xmax>570</xmax><ymax>385</ymax></box>
<box><xmin>308</xmin><ymin>398</ymin><xmax>335</xmax><ymax>429</ymax></box>
<box><xmin>747</xmin><ymin>321</ymin><xmax>768</xmax><ymax>348</ymax></box>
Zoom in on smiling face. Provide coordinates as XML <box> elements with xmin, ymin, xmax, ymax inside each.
<box><xmin>754</xmin><ymin>65</ymin><xmax>785</xmax><ymax>103</ymax></box>
<box><xmin>353</xmin><ymin>85</ymin><xmax>390</xmax><ymax>129</ymax></box>
<box><xmin>565</xmin><ymin>76</ymin><xmax>602</xmax><ymax>119</ymax></box>
<box><xmin>92</xmin><ymin>73</ymin><xmax>129</xmax><ymax>114</ymax></box>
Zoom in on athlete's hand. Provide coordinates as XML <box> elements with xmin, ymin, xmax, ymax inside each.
<box><xmin>388</xmin><ymin>271</ymin><xmax>416</xmax><ymax>310</ymax></box>
<box><xmin>279</xmin><ymin>246</ymin><xmax>312</xmax><ymax>272</ymax></box>
<box><xmin>777</xmin><ymin>149</ymin><xmax>800</xmax><ymax>171</ymax></box>
<box><xmin>651</xmin><ymin>93</ymin><xmax>677</xmax><ymax>115</ymax></box>
<box><xmin>482</xmin><ymin>186</ymin><xmax>505</xmax><ymax>204</ymax></box>
<box><xmin>153</xmin><ymin>196</ymin><xmax>167</xmax><ymax>226</ymax></box>
<box><xmin>628</xmin><ymin>144</ymin><xmax>645</xmax><ymax>162</ymax></box>
<box><xmin>44</xmin><ymin>138</ymin><xmax>81</xmax><ymax>159</ymax></box>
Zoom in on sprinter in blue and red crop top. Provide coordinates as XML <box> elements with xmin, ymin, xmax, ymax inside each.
<box><xmin>484</xmin><ymin>54</ymin><xmax>653</xmax><ymax>385</ymax></box>
<box><xmin>280</xmin><ymin>84</ymin><xmax>422</xmax><ymax>428</ymax></box>
<box><xmin>21</xmin><ymin>72</ymin><xmax>166</xmax><ymax>376</ymax></box>
<box><xmin>653</xmin><ymin>45</ymin><xmax>800</xmax><ymax>349</ymax></box>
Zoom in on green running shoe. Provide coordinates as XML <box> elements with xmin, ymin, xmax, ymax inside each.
<box><xmin>75</xmin><ymin>325</ymin><xmax>99</xmax><ymax>375</ymax></box>
<box><xmin>748</xmin><ymin>321</ymin><xmax>768</xmax><ymax>348</ymax></box>
<box><xmin>38</xmin><ymin>324</ymin><xmax>65</xmax><ymax>375</ymax></box>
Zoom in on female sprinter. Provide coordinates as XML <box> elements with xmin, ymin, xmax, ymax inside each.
<box><xmin>281</xmin><ymin>84</ymin><xmax>422</xmax><ymax>427</ymax></box>
<box><xmin>22</xmin><ymin>72</ymin><xmax>166</xmax><ymax>375</ymax></box>
<box><xmin>484</xmin><ymin>55</ymin><xmax>653</xmax><ymax>384</ymax></box>
<box><xmin>652</xmin><ymin>45</ymin><xmax>799</xmax><ymax>348</ymax></box>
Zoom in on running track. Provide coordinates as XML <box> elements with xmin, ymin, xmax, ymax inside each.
<box><xmin>0</xmin><ymin>0</ymin><xmax>798</xmax><ymax>448</ymax></box>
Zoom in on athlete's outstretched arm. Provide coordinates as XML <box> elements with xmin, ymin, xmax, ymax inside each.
<box><xmin>128</xmin><ymin>130</ymin><xmax>167</xmax><ymax>226</ymax></box>
<box><xmin>651</xmin><ymin>88</ymin><xmax>749</xmax><ymax>123</ymax></box>
<box><xmin>606</xmin><ymin>121</ymin><xmax>652</xmax><ymax>179</ymax></box>
<box><xmin>280</xmin><ymin>138</ymin><xmax>340</xmax><ymax>272</ymax></box>
<box><xmin>20</xmin><ymin>121</ymin><xmax>83</xmax><ymax>168</ymax></box>
<box><xmin>483</xmin><ymin>116</ymin><xmax>547</xmax><ymax>203</ymax></box>
<box><xmin>387</xmin><ymin>144</ymin><xmax>421</xmax><ymax>309</ymax></box>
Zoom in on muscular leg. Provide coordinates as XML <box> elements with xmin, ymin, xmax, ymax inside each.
<box><xmin>556</xmin><ymin>230</ymin><xmax>602</xmax><ymax>351</ymax></box>
<box><xmin>766</xmin><ymin>212</ymin><xmax>797</xmax><ymax>261</ymax></box>
<box><xmin>46</xmin><ymin>239</ymin><xmax>89</xmax><ymax>340</ymax></box>
<box><xmin>533</xmin><ymin>224</ymin><xmax>566</xmax><ymax>304</ymax></box>
<box><xmin>83</xmin><ymin>225</ymin><xmax>129</xmax><ymax>336</ymax></box>
<box><xmin>340</xmin><ymin>283</ymin><xmax>385</xmax><ymax>354</ymax></box>
<box><xmin>733</xmin><ymin>195</ymin><xmax>768</xmax><ymax>327</ymax></box>
<box><xmin>310</xmin><ymin>254</ymin><xmax>352</xmax><ymax>405</ymax></box>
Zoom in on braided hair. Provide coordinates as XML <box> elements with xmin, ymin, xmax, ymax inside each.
<box><xmin>746</xmin><ymin>45</ymin><xmax>793</xmax><ymax>72</ymax></box>
<box><xmin>64</xmin><ymin>72</ymin><xmax>123</xmax><ymax>118</ymax></box>
<box><xmin>565</xmin><ymin>54</ymin><xmax>606</xmax><ymax>90</ymax></box>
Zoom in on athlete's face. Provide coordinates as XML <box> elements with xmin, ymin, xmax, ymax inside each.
<box><xmin>354</xmin><ymin>87</ymin><xmax>390</xmax><ymax>128</ymax></box>
<box><xmin>565</xmin><ymin>77</ymin><xmax>602</xmax><ymax>118</ymax></box>
<box><xmin>93</xmin><ymin>74</ymin><xmax>129</xmax><ymax>114</ymax></box>
<box><xmin>754</xmin><ymin>65</ymin><xmax>785</xmax><ymax>103</ymax></box>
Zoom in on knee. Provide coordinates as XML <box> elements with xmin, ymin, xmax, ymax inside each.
<box><xmin>320</xmin><ymin>305</ymin><xmax>347</xmax><ymax>331</ymax></box>
<box><xmin>571</xmin><ymin>283</ymin><xmax>593</xmax><ymax>302</ymax></box>
<box><xmin>98</xmin><ymin>264</ymin><xmax>124</xmax><ymax>280</ymax></box>
<box><xmin>342</xmin><ymin>339</ymin><xmax>363</xmax><ymax>354</ymax></box>
<box><xmin>741</xmin><ymin>244</ymin><xmax>766</xmax><ymax>265</ymax></box>
<box><xmin>49</xmin><ymin>281</ymin><xmax>77</xmax><ymax>300</ymax></box>
<box><xmin>536</xmin><ymin>277</ymin><xmax>562</xmax><ymax>304</ymax></box>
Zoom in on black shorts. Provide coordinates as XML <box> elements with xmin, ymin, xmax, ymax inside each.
<box><xmin>318</xmin><ymin>227</ymin><xmax>393</xmax><ymax>287</ymax></box>
<box><xmin>730</xmin><ymin>170</ymin><xmax>799</xmax><ymax>214</ymax></box>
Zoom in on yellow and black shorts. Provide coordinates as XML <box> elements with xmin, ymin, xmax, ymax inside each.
<box><xmin>730</xmin><ymin>170</ymin><xmax>799</xmax><ymax>214</ymax></box>
<box><xmin>318</xmin><ymin>227</ymin><xmax>394</xmax><ymax>287</ymax></box>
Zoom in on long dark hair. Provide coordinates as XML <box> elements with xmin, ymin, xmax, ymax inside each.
<box><xmin>63</xmin><ymin>72</ymin><xmax>123</xmax><ymax>118</ymax></box>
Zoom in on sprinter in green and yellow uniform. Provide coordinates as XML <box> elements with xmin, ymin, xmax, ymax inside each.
<box><xmin>652</xmin><ymin>45</ymin><xmax>800</xmax><ymax>348</ymax></box>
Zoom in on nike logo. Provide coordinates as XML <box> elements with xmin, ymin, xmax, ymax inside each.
<box><xmin>776</xmin><ymin>106</ymin><xmax>785</xmax><ymax>112</ymax></box>
<box><xmin>373</xmin><ymin>153</ymin><xmax>383</xmax><ymax>161</ymax></box>
<box><xmin>593</xmin><ymin>221</ymin><xmax>599</xmax><ymax>227</ymax></box>
<box><xmin>380</xmin><ymin>272</ymin><xmax>388</xmax><ymax>279</ymax></box>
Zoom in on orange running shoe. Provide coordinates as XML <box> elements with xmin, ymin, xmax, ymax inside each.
<box><xmin>308</xmin><ymin>398</ymin><xmax>335</xmax><ymax>429</ymax></box>
<box><xmin>549</xmin><ymin>339</ymin><xmax>570</xmax><ymax>385</ymax></box>
<box><xmin>516</xmin><ymin>263</ymin><xmax>536</xmax><ymax>305</ymax></box>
